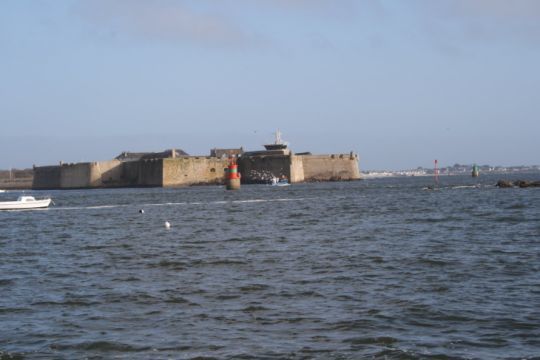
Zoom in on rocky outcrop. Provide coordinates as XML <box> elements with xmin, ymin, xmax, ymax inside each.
<box><xmin>516</xmin><ymin>180</ymin><xmax>540</xmax><ymax>188</ymax></box>
<box><xmin>496</xmin><ymin>180</ymin><xmax>514</xmax><ymax>188</ymax></box>
<box><xmin>496</xmin><ymin>180</ymin><xmax>540</xmax><ymax>188</ymax></box>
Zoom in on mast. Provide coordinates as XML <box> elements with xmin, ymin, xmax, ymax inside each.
<box><xmin>275</xmin><ymin>129</ymin><xmax>283</xmax><ymax>144</ymax></box>
<box><xmin>434</xmin><ymin>159</ymin><xmax>439</xmax><ymax>185</ymax></box>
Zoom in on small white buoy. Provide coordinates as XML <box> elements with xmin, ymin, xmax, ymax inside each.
<box><xmin>164</xmin><ymin>221</ymin><xmax>171</xmax><ymax>229</ymax></box>
<box><xmin>139</xmin><ymin>209</ymin><xmax>144</xmax><ymax>214</ymax></box>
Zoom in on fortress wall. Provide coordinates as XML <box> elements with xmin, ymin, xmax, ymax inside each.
<box><xmin>238</xmin><ymin>155</ymin><xmax>291</xmax><ymax>183</ymax></box>
<box><xmin>301</xmin><ymin>154</ymin><xmax>360</xmax><ymax>182</ymax></box>
<box><xmin>122</xmin><ymin>161</ymin><xmax>141</xmax><ymax>187</ymax></box>
<box><xmin>33</xmin><ymin>161</ymin><xmax>131</xmax><ymax>189</ymax></box>
<box><xmin>32</xmin><ymin>166</ymin><xmax>61</xmax><ymax>189</ymax></box>
<box><xmin>60</xmin><ymin>163</ymin><xmax>93</xmax><ymax>188</ymax></box>
<box><xmin>94</xmin><ymin>160</ymin><xmax>124</xmax><ymax>187</ymax></box>
<box><xmin>89</xmin><ymin>163</ymin><xmax>103</xmax><ymax>187</ymax></box>
<box><xmin>289</xmin><ymin>155</ymin><xmax>305</xmax><ymax>183</ymax></box>
<box><xmin>138</xmin><ymin>159</ymin><xmax>164</xmax><ymax>186</ymax></box>
<box><xmin>0</xmin><ymin>169</ymin><xmax>33</xmax><ymax>189</ymax></box>
<box><xmin>162</xmin><ymin>157</ymin><xmax>228</xmax><ymax>187</ymax></box>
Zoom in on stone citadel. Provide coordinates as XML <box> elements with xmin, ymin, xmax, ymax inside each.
<box><xmin>32</xmin><ymin>135</ymin><xmax>360</xmax><ymax>189</ymax></box>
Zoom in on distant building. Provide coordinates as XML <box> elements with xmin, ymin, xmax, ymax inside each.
<box><xmin>115</xmin><ymin>149</ymin><xmax>188</xmax><ymax>162</ymax></box>
<box><xmin>210</xmin><ymin>147</ymin><xmax>244</xmax><ymax>158</ymax></box>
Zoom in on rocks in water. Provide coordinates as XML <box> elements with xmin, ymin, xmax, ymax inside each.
<box><xmin>496</xmin><ymin>180</ymin><xmax>540</xmax><ymax>188</ymax></box>
<box><xmin>516</xmin><ymin>180</ymin><xmax>540</xmax><ymax>188</ymax></box>
<box><xmin>496</xmin><ymin>180</ymin><xmax>514</xmax><ymax>188</ymax></box>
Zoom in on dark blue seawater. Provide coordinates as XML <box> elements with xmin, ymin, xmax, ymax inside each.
<box><xmin>1</xmin><ymin>173</ymin><xmax>539</xmax><ymax>359</ymax></box>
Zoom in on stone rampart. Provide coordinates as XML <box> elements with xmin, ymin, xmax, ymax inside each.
<box><xmin>32</xmin><ymin>166</ymin><xmax>60</xmax><ymax>189</ymax></box>
<box><xmin>238</xmin><ymin>155</ymin><xmax>291</xmax><ymax>183</ymax></box>
<box><xmin>60</xmin><ymin>163</ymin><xmax>93</xmax><ymax>188</ymax></box>
<box><xmin>122</xmin><ymin>161</ymin><xmax>141</xmax><ymax>187</ymax></box>
<box><xmin>238</xmin><ymin>153</ymin><xmax>359</xmax><ymax>183</ymax></box>
<box><xmin>33</xmin><ymin>161</ymin><xmax>136</xmax><ymax>189</ymax></box>
<box><xmin>300</xmin><ymin>153</ymin><xmax>360</xmax><ymax>181</ymax></box>
<box><xmin>162</xmin><ymin>157</ymin><xmax>229</xmax><ymax>187</ymax></box>
<box><xmin>31</xmin><ymin>150</ymin><xmax>360</xmax><ymax>189</ymax></box>
<box><xmin>138</xmin><ymin>159</ymin><xmax>163</xmax><ymax>187</ymax></box>
<box><xmin>95</xmin><ymin>160</ymin><xmax>123</xmax><ymax>187</ymax></box>
<box><xmin>0</xmin><ymin>169</ymin><xmax>34</xmax><ymax>189</ymax></box>
<box><xmin>289</xmin><ymin>155</ymin><xmax>305</xmax><ymax>183</ymax></box>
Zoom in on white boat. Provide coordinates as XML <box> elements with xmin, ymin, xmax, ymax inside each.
<box><xmin>0</xmin><ymin>190</ymin><xmax>5</xmax><ymax>193</ymax></box>
<box><xmin>271</xmin><ymin>177</ymin><xmax>290</xmax><ymax>187</ymax></box>
<box><xmin>0</xmin><ymin>196</ymin><xmax>52</xmax><ymax>210</ymax></box>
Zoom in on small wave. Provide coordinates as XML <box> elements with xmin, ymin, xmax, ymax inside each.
<box><xmin>86</xmin><ymin>204</ymin><xmax>130</xmax><ymax>209</ymax></box>
<box><xmin>298</xmin><ymin>347</ymin><xmax>334</xmax><ymax>354</ymax></box>
<box><xmin>0</xmin><ymin>307</ymin><xmax>31</xmax><ymax>314</ymax></box>
<box><xmin>343</xmin><ymin>336</ymin><xmax>398</xmax><ymax>345</ymax></box>
<box><xmin>506</xmin><ymin>203</ymin><xmax>526</xmax><ymax>209</ymax></box>
<box><xmin>221</xmin><ymin>236</ymin><xmax>263</xmax><ymax>243</ymax></box>
<box><xmin>451</xmin><ymin>185</ymin><xmax>479</xmax><ymax>189</ymax></box>
<box><xmin>215</xmin><ymin>294</ymin><xmax>241</xmax><ymax>300</ymax></box>
<box><xmin>111</xmin><ymin>276</ymin><xmax>140</xmax><ymax>282</ymax></box>
<box><xmin>47</xmin><ymin>197</ymin><xmax>309</xmax><ymax>212</ymax></box>
<box><xmin>328</xmin><ymin>319</ymin><xmax>377</xmax><ymax>330</ymax></box>
<box><xmin>147</xmin><ymin>259</ymin><xmax>188</xmax><ymax>270</ymax></box>
<box><xmin>232</xmin><ymin>199</ymin><xmax>267</xmax><ymax>204</ymax></box>
<box><xmin>156</xmin><ymin>345</ymin><xmax>192</xmax><ymax>352</ymax></box>
<box><xmin>241</xmin><ymin>305</ymin><xmax>269</xmax><ymax>312</ymax></box>
<box><xmin>417</xmin><ymin>257</ymin><xmax>453</xmax><ymax>267</ymax></box>
<box><xmin>238</xmin><ymin>284</ymin><xmax>270</xmax><ymax>292</ymax></box>
<box><xmin>371</xmin><ymin>348</ymin><xmax>431</xmax><ymax>360</ymax></box>
<box><xmin>48</xmin><ymin>204</ymin><xmax>130</xmax><ymax>211</ymax></box>
<box><xmin>50</xmin><ymin>341</ymin><xmax>150</xmax><ymax>352</ymax></box>
<box><xmin>164</xmin><ymin>296</ymin><xmax>191</xmax><ymax>304</ymax></box>
<box><xmin>494</xmin><ymin>216</ymin><xmax>525</xmax><ymax>222</ymax></box>
<box><xmin>0</xmin><ymin>351</ymin><xmax>25</xmax><ymax>360</ymax></box>
<box><xmin>205</xmin><ymin>259</ymin><xmax>248</xmax><ymax>266</ymax></box>
<box><xmin>0</xmin><ymin>278</ymin><xmax>15</xmax><ymax>286</ymax></box>
<box><xmin>31</xmin><ymin>299</ymin><xmax>100</xmax><ymax>307</ymax></box>
<box><xmin>422</xmin><ymin>187</ymin><xmax>441</xmax><ymax>191</ymax></box>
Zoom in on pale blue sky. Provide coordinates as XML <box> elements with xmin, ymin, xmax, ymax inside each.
<box><xmin>1</xmin><ymin>0</ymin><xmax>539</xmax><ymax>170</ymax></box>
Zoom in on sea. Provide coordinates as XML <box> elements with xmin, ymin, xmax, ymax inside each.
<box><xmin>1</xmin><ymin>173</ymin><xmax>539</xmax><ymax>360</ymax></box>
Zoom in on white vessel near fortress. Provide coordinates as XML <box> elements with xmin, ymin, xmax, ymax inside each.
<box><xmin>0</xmin><ymin>196</ymin><xmax>51</xmax><ymax>210</ymax></box>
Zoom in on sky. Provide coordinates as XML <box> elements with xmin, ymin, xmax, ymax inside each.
<box><xmin>1</xmin><ymin>0</ymin><xmax>539</xmax><ymax>170</ymax></box>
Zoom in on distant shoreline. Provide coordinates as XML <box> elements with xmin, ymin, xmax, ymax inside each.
<box><xmin>361</xmin><ymin>169</ymin><xmax>540</xmax><ymax>179</ymax></box>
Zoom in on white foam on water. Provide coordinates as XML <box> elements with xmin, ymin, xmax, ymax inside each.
<box><xmin>142</xmin><ymin>202</ymin><xmax>189</xmax><ymax>207</ymax></box>
<box><xmin>47</xmin><ymin>205</ymin><xmax>130</xmax><ymax>211</ymax></box>
<box><xmin>45</xmin><ymin>197</ymin><xmax>315</xmax><ymax>211</ymax></box>
<box><xmin>451</xmin><ymin>185</ymin><xmax>479</xmax><ymax>189</ymax></box>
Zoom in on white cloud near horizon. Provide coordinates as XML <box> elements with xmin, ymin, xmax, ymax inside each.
<box><xmin>74</xmin><ymin>0</ymin><xmax>540</xmax><ymax>50</ymax></box>
<box><xmin>75</xmin><ymin>0</ymin><xmax>253</xmax><ymax>46</ymax></box>
<box><xmin>413</xmin><ymin>0</ymin><xmax>540</xmax><ymax>46</ymax></box>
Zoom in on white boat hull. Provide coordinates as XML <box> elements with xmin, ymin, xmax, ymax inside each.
<box><xmin>0</xmin><ymin>198</ymin><xmax>51</xmax><ymax>210</ymax></box>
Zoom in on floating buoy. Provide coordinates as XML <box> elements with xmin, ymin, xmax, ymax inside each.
<box><xmin>472</xmin><ymin>164</ymin><xmax>479</xmax><ymax>177</ymax></box>
<box><xmin>226</xmin><ymin>157</ymin><xmax>241</xmax><ymax>190</ymax></box>
<box><xmin>164</xmin><ymin>221</ymin><xmax>171</xmax><ymax>229</ymax></box>
<box><xmin>139</xmin><ymin>209</ymin><xmax>144</xmax><ymax>214</ymax></box>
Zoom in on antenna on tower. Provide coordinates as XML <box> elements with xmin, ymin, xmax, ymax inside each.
<box><xmin>434</xmin><ymin>159</ymin><xmax>439</xmax><ymax>186</ymax></box>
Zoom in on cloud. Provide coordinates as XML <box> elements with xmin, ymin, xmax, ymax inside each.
<box><xmin>413</xmin><ymin>0</ymin><xmax>540</xmax><ymax>46</ymax></box>
<box><xmin>76</xmin><ymin>0</ymin><xmax>252</xmax><ymax>46</ymax></box>
<box><xmin>451</xmin><ymin>0</ymin><xmax>540</xmax><ymax>20</ymax></box>
<box><xmin>263</xmin><ymin>0</ymin><xmax>361</xmax><ymax>19</ymax></box>
<box><xmin>75</xmin><ymin>0</ymin><xmax>384</xmax><ymax>47</ymax></box>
